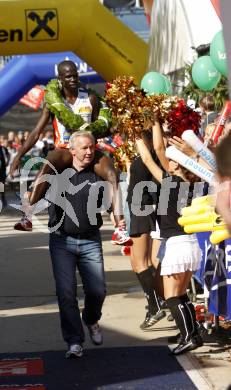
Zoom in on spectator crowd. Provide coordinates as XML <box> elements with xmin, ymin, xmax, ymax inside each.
<box><xmin>0</xmin><ymin>129</ymin><xmax>55</xmax><ymax>176</ymax></box>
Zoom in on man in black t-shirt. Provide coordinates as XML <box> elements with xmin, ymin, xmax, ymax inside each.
<box><xmin>48</xmin><ymin>130</ymin><xmax>108</xmax><ymax>359</ymax></box>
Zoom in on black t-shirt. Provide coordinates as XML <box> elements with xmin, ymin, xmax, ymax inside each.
<box><xmin>158</xmin><ymin>172</ymin><xmax>195</xmax><ymax>239</ymax></box>
<box><xmin>48</xmin><ymin>165</ymin><xmax>106</xmax><ymax>237</ymax></box>
<box><xmin>127</xmin><ymin>151</ymin><xmax>160</xmax><ymax>206</ymax></box>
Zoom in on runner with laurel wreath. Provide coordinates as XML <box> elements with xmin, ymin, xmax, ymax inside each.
<box><xmin>10</xmin><ymin>60</ymin><xmax>129</xmax><ymax>243</ymax></box>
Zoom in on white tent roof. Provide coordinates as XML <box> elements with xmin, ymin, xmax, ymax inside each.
<box><xmin>149</xmin><ymin>0</ymin><xmax>222</xmax><ymax>73</ymax></box>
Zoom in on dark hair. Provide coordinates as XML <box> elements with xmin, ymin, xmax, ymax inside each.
<box><xmin>215</xmin><ymin>131</ymin><xmax>231</xmax><ymax>177</ymax></box>
<box><xmin>180</xmin><ymin>166</ymin><xmax>201</xmax><ymax>183</ymax></box>
<box><xmin>141</xmin><ymin>130</ymin><xmax>152</xmax><ymax>140</ymax></box>
<box><xmin>199</xmin><ymin>95</ymin><xmax>215</xmax><ymax>111</ymax></box>
<box><xmin>58</xmin><ymin>60</ymin><xmax>77</xmax><ymax>75</ymax></box>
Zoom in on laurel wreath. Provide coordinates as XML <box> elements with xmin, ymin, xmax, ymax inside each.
<box><xmin>44</xmin><ymin>79</ymin><xmax>111</xmax><ymax>138</ymax></box>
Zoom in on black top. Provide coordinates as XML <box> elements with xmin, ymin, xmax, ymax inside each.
<box><xmin>48</xmin><ymin>164</ymin><xmax>106</xmax><ymax>237</ymax></box>
<box><xmin>127</xmin><ymin>151</ymin><xmax>160</xmax><ymax>206</ymax></box>
<box><xmin>158</xmin><ymin>172</ymin><xmax>195</xmax><ymax>239</ymax></box>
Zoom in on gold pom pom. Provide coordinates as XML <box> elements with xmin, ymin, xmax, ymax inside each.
<box><xmin>105</xmin><ymin>76</ymin><xmax>179</xmax><ymax>140</ymax></box>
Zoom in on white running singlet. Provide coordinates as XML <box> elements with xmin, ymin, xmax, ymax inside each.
<box><xmin>52</xmin><ymin>88</ymin><xmax>93</xmax><ymax>148</ymax></box>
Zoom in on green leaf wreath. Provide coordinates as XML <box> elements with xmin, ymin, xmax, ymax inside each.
<box><xmin>44</xmin><ymin>79</ymin><xmax>112</xmax><ymax>138</ymax></box>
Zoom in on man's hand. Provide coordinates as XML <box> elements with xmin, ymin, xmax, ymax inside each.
<box><xmin>168</xmin><ymin>136</ymin><xmax>196</xmax><ymax>158</ymax></box>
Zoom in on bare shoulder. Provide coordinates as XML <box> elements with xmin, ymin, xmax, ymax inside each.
<box><xmin>41</xmin><ymin>103</ymin><xmax>51</xmax><ymax>118</ymax></box>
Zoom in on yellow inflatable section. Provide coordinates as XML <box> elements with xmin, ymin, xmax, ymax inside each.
<box><xmin>178</xmin><ymin>195</ymin><xmax>231</xmax><ymax>244</ymax></box>
<box><xmin>0</xmin><ymin>0</ymin><xmax>148</xmax><ymax>84</ymax></box>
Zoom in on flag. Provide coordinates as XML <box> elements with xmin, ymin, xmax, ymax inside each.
<box><xmin>195</xmin><ymin>232</ymin><xmax>211</xmax><ymax>286</ymax></box>
<box><xmin>20</xmin><ymin>85</ymin><xmax>44</xmax><ymax>110</ymax></box>
<box><xmin>197</xmin><ymin>232</ymin><xmax>231</xmax><ymax>319</ymax></box>
<box><xmin>207</xmin><ymin>240</ymin><xmax>231</xmax><ymax>319</ymax></box>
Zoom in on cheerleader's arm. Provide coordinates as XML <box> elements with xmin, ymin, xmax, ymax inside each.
<box><xmin>135</xmin><ymin>137</ymin><xmax>163</xmax><ymax>183</ymax></box>
<box><xmin>152</xmin><ymin>120</ymin><xmax>170</xmax><ymax>172</ymax></box>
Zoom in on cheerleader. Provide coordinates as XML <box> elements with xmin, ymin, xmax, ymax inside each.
<box><xmin>136</xmin><ymin>120</ymin><xmax>203</xmax><ymax>355</ymax></box>
<box><xmin>126</xmin><ymin>131</ymin><xmax>166</xmax><ymax>329</ymax></box>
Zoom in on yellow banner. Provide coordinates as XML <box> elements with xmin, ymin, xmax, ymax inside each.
<box><xmin>0</xmin><ymin>0</ymin><xmax>148</xmax><ymax>83</ymax></box>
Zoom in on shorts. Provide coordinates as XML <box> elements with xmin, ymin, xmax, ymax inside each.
<box><xmin>158</xmin><ymin>234</ymin><xmax>202</xmax><ymax>276</ymax></box>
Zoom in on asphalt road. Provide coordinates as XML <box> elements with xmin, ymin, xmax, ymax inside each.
<box><xmin>0</xmin><ymin>201</ymin><xmax>228</xmax><ymax>390</ymax></box>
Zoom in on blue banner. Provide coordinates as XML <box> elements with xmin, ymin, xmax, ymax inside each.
<box><xmin>196</xmin><ymin>233</ymin><xmax>231</xmax><ymax>319</ymax></box>
<box><xmin>0</xmin><ymin>52</ymin><xmax>104</xmax><ymax>116</ymax></box>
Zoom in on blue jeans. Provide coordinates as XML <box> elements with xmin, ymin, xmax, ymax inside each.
<box><xmin>49</xmin><ymin>230</ymin><xmax>106</xmax><ymax>346</ymax></box>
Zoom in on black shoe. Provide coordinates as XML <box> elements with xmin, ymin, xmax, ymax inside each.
<box><xmin>140</xmin><ymin>310</ymin><xmax>166</xmax><ymax>330</ymax></box>
<box><xmin>167</xmin><ymin>313</ymin><xmax>174</xmax><ymax>322</ymax></box>
<box><xmin>168</xmin><ymin>323</ymin><xmax>207</xmax><ymax>344</ymax></box>
<box><xmin>160</xmin><ymin>299</ymin><xmax>168</xmax><ymax>310</ymax></box>
<box><xmin>197</xmin><ymin>322</ymin><xmax>208</xmax><ymax>340</ymax></box>
<box><xmin>171</xmin><ymin>335</ymin><xmax>203</xmax><ymax>356</ymax></box>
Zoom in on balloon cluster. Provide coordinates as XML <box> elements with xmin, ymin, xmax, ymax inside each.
<box><xmin>192</xmin><ymin>30</ymin><xmax>227</xmax><ymax>91</ymax></box>
<box><xmin>105</xmin><ymin>76</ymin><xmax>179</xmax><ymax>138</ymax></box>
<box><xmin>167</xmin><ymin>100</ymin><xmax>201</xmax><ymax>137</ymax></box>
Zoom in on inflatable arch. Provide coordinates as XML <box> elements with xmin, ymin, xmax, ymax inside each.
<box><xmin>0</xmin><ymin>0</ymin><xmax>148</xmax><ymax>83</ymax></box>
<box><xmin>0</xmin><ymin>52</ymin><xmax>104</xmax><ymax>116</ymax></box>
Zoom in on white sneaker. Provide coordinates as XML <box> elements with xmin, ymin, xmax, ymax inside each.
<box><xmin>65</xmin><ymin>343</ymin><xmax>83</xmax><ymax>358</ymax></box>
<box><xmin>87</xmin><ymin>322</ymin><xmax>103</xmax><ymax>345</ymax></box>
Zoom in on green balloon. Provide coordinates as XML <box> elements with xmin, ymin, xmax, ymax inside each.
<box><xmin>163</xmin><ymin>75</ymin><xmax>172</xmax><ymax>94</ymax></box>
<box><xmin>210</xmin><ymin>30</ymin><xmax>228</xmax><ymax>77</ymax></box>
<box><xmin>192</xmin><ymin>55</ymin><xmax>221</xmax><ymax>91</ymax></box>
<box><xmin>141</xmin><ymin>71</ymin><xmax>167</xmax><ymax>95</ymax></box>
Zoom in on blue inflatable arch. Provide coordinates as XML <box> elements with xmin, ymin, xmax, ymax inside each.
<box><xmin>0</xmin><ymin>52</ymin><xmax>104</xmax><ymax>116</ymax></box>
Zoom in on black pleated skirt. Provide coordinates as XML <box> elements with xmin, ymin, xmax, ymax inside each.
<box><xmin>127</xmin><ymin>203</ymin><xmax>157</xmax><ymax>237</ymax></box>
